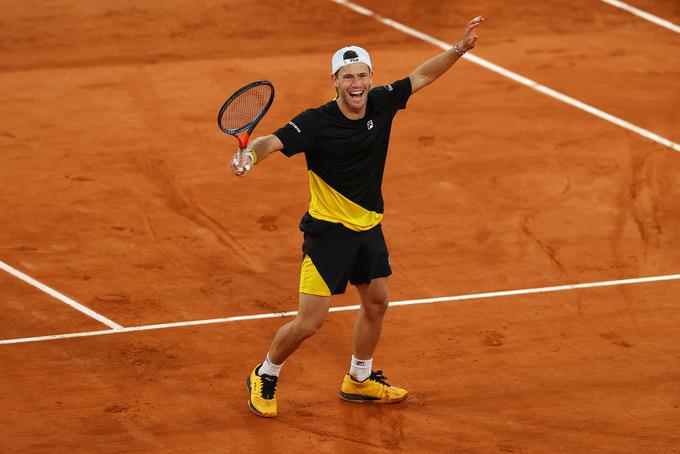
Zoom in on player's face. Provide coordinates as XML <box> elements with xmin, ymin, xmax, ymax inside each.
<box><xmin>334</xmin><ymin>63</ymin><xmax>372</xmax><ymax>113</ymax></box>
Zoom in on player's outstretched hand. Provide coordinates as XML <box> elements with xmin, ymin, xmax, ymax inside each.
<box><xmin>459</xmin><ymin>16</ymin><xmax>485</xmax><ymax>52</ymax></box>
<box><xmin>231</xmin><ymin>149</ymin><xmax>254</xmax><ymax>177</ymax></box>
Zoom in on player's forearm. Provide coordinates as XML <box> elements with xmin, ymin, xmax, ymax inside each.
<box><xmin>410</xmin><ymin>47</ymin><xmax>464</xmax><ymax>89</ymax></box>
<box><xmin>409</xmin><ymin>16</ymin><xmax>483</xmax><ymax>94</ymax></box>
<box><xmin>250</xmin><ymin>134</ymin><xmax>284</xmax><ymax>165</ymax></box>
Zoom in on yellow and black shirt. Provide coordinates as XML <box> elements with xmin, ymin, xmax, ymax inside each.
<box><xmin>273</xmin><ymin>77</ymin><xmax>412</xmax><ymax>235</ymax></box>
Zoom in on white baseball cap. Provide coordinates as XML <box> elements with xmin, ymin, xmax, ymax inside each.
<box><xmin>331</xmin><ymin>45</ymin><xmax>372</xmax><ymax>75</ymax></box>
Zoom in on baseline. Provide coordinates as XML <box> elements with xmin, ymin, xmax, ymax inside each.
<box><xmin>599</xmin><ymin>0</ymin><xmax>680</xmax><ymax>33</ymax></box>
<box><xmin>330</xmin><ymin>0</ymin><xmax>680</xmax><ymax>152</ymax></box>
<box><xmin>1</xmin><ymin>273</ymin><xmax>678</xmax><ymax>345</ymax></box>
<box><xmin>0</xmin><ymin>260</ymin><xmax>123</xmax><ymax>330</ymax></box>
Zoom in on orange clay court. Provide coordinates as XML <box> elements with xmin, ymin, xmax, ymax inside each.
<box><xmin>1</xmin><ymin>1</ymin><xmax>679</xmax><ymax>452</ymax></box>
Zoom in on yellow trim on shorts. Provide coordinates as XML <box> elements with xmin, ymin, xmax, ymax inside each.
<box><xmin>299</xmin><ymin>255</ymin><xmax>331</xmax><ymax>297</ymax></box>
<box><xmin>307</xmin><ymin>170</ymin><xmax>383</xmax><ymax>232</ymax></box>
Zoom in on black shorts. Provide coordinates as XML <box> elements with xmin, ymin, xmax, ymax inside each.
<box><xmin>298</xmin><ymin>214</ymin><xmax>391</xmax><ymax>296</ymax></box>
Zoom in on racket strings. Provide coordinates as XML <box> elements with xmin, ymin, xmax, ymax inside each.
<box><xmin>220</xmin><ymin>84</ymin><xmax>273</xmax><ymax>132</ymax></box>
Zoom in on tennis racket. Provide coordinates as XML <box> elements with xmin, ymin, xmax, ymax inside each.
<box><xmin>217</xmin><ymin>80</ymin><xmax>275</xmax><ymax>169</ymax></box>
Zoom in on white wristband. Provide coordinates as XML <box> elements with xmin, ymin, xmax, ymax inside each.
<box><xmin>244</xmin><ymin>149</ymin><xmax>257</xmax><ymax>165</ymax></box>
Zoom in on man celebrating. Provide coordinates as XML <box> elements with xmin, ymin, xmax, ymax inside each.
<box><xmin>234</xmin><ymin>16</ymin><xmax>485</xmax><ymax>418</ymax></box>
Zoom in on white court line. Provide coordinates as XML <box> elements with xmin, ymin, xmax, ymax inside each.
<box><xmin>599</xmin><ymin>0</ymin><xmax>680</xmax><ymax>34</ymax></box>
<box><xmin>2</xmin><ymin>273</ymin><xmax>679</xmax><ymax>345</ymax></box>
<box><xmin>331</xmin><ymin>0</ymin><xmax>680</xmax><ymax>152</ymax></box>
<box><xmin>0</xmin><ymin>260</ymin><xmax>124</xmax><ymax>330</ymax></box>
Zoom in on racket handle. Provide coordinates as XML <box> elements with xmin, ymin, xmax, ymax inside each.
<box><xmin>232</xmin><ymin>147</ymin><xmax>255</xmax><ymax>177</ymax></box>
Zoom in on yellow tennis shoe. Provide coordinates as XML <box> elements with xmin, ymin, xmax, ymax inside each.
<box><xmin>339</xmin><ymin>370</ymin><xmax>408</xmax><ymax>403</ymax></box>
<box><xmin>246</xmin><ymin>364</ymin><xmax>278</xmax><ymax>418</ymax></box>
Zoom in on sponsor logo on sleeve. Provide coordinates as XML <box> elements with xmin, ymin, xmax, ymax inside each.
<box><xmin>288</xmin><ymin>121</ymin><xmax>301</xmax><ymax>133</ymax></box>
<box><xmin>385</xmin><ymin>84</ymin><xmax>393</xmax><ymax>92</ymax></box>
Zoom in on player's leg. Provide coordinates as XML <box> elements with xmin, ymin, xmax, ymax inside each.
<box><xmin>267</xmin><ymin>230</ymin><xmax>351</xmax><ymax>364</ymax></box>
<box><xmin>340</xmin><ymin>276</ymin><xmax>408</xmax><ymax>403</ymax></box>
<box><xmin>268</xmin><ymin>293</ymin><xmax>331</xmax><ymax>365</ymax></box>
<box><xmin>247</xmin><ymin>224</ymin><xmax>356</xmax><ymax>417</ymax></box>
<box><xmin>352</xmin><ymin>276</ymin><xmax>389</xmax><ymax>361</ymax></box>
<box><xmin>247</xmin><ymin>238</ymin><xmax>341</xmax><ymax>418</ymax></box>
<box><xmin>247</xmin><ymin>293</ymin><xmax>330</xmax><ymax>418</ymax></box>
<box><xmin>348</xmin><ymin>227</ymin><xmax>392</xmax><ymax>380</ymax></box>
<box><xmin>339</xmin><ymin>226</ymin><xmax>408</xmax><ymax>403</ymax></box>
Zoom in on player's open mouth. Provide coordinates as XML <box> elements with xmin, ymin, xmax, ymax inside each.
<box><xmin>349</xmin><ymin>90</ymin><xmax>364</xmax><ymax>98</ymax></box>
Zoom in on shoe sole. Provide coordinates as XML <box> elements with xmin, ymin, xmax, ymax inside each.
<box><xmin>246</xmin><ymin>374</ymin><xmax>276</xmax><ymax>418</ymax></box>
<box><xmin>339</xmin><ymin>390</ymin><xmax>408</xmax><ymax>403</ymax></box>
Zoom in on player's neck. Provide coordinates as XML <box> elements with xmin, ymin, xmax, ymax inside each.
<box><xmin>335</xmin><ymin>98</ymin><xmax>366</xmax><ymax>120</ymax></box>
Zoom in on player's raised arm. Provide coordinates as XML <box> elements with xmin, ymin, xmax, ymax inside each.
<box><xmin>231</xmin><ymin>134</ymin><xmax>284</xmax><ymax>177</ymax></box>
<box><xmin>408</xmin><ymin>16</ymin><xmax>485</xmax><ymax>94</ymax></box>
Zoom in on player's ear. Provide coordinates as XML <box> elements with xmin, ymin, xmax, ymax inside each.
<box><xmin>330</xmin><ymin>74</ymin><xmax>339</xmax><ymax>97</ymax></box>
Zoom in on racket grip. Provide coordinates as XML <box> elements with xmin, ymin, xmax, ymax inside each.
<box><xmin>231</xmin><ymin>147</ymin><xmax>255</xmax><ymax>176</ymax></box>
<box><xmin>239</xmin><ymin>144</ymin><xmax>251</xmax><ymax>165</ymax></box>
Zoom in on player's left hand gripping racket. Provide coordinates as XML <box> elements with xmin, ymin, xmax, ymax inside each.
<box><xmin>217</xmin><ymin>80</ymin><xmax>275</xmax><ymax>171</ymax></box>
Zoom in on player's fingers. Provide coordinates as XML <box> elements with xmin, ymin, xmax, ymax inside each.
<box><xmin>467</xmin><ymin>17</ymin><xmax>484</xmax><ymax>29</ymax></box>
<box><xmin>233</xmin><ymin>165</ymin><xmax>246</xmax><ymax>176</ymax></box>
<box><xmin>465</xmin><ymin>24</ymin><xmax>482</xmax><ymax>36</ymax></box>
<box><xmin>231</xmin><ymin>154</ymin><xmax>245</xmax><ymax>176</ymax></box>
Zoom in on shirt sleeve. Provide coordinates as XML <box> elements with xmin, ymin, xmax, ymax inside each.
<box><xmin>272</xmin><ymin>109</ymin><xmax>317</xmax><ymax>157</ymax></box>
<box><xmin>369</xmin><ymin>76</ymin><xmax>412</xmax><ymax>114</ymax></box>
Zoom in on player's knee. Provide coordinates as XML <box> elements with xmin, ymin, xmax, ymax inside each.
<box><xmin>376</xmin><ymin>298</ymin><xmax>389</xmax><ymax>313</ymax></box>
<box><xmin>365</xmin><ymin>295</ymin><xmax>389</xmax><ymax>316</ymax></box>
<box><xmin>292</xmin><ymin>317</ymin><xmax>324</xmax><ymax>340</ymax></box>
<box><xmin>295</xmin><ymin>324</ymin><xmax>320</xmax><ymax>340</ymax></box>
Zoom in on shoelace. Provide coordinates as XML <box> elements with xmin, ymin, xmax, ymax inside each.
<box><xmin>260</xmin><ymin>374</ymin><xmax>278</xmax><ymax>399</ymax></box>
<box><xmin>368</xmin><ymin>370</ymin><xmax>391</xmax><ymax>387</ymax></box>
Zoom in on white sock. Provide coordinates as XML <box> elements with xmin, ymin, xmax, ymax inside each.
<box><xmin>259</xmin><ymin>354</ymin><xmax>284</xmax><ymax>377</ymax></box>
<box><xmin>349</xmin><ymin>355</ymin><xmax>372</xmax><ymax>382</ymax></box>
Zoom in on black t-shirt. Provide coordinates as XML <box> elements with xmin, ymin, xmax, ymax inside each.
<box><xmin>273</xmin><ymin>76</ymin><xmax>412</xmax><ymax>232</ymax></box>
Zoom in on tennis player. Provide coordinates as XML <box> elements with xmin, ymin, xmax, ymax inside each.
<box><xmin>234</xmin><ymin>16</ymin><xmax>484</xmax><ymax>417</ymax></box>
